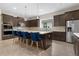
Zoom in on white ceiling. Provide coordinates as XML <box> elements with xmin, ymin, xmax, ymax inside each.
<box><xmin>0</xmin><ymin>3</ymin><xmax>79</xmax><ymax>18</ymax></box>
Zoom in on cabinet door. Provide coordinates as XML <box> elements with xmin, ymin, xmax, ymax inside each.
<box><xmin>53</xmin><ymin>32</ymin><xmax>66</xmax><ymax>42</ymax></box>
<box><xmin>72</xmin><ymin>35</ymin><xmax>79</xmax><ymax>56</ymax></box>
<box><xmin>72</xmin><ymin>35</ymin><xmax>77</xmax><ymax>55</ymax></box>
<box><xmin>59</xmin><ymin>14</ymin><xmax>66</xmax><ymax>26</ymax></box>
<box><xmin>54</xmin><ymin>14</ymin><xmax>65</xmax><ymax>26</ymax></box>
<box><xmin>2</xmin><ymin>14</ymin><xmax>10</xmax><ymax>24</ymax></box>
<box><xmin>54</xmin><ymin>15</ymin><xmax>60</xmax><ymax>26</ymax></box>
<box><xmin>30</xmin><ymin>20</ymin><xmax>38</xmax><ymax>27</ymax></box>
<box><xmin>25</xmin><ymin>21</ymin><xmax>30</xmax><ymax>27</ymax></box>
<box><xmin>65</xmin><ymin>10</ymin><xmax>79</xmax><ymax>20</ymax></box>
<box><xmin>72</xmin><ymin>10</ymin><xmax>79</xmax><ymax>20</ymax></box>
<box><xmin>25</xmin><ymin>19</ymin><xmax>39</xmax><ymax>27</ymax></box>
<box><xmin>65</xmin><ymin>12</ymin><xmax>73</xmax><ymax>21</ymax></box>
<box><xmin>75</xmin><ymin>37</ymin><xmax>79</xmax><ymax>56</ymax></box>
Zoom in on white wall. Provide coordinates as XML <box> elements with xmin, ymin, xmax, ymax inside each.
<box><xmin>2</xmin><ymin>10</ymin><xmax>17</xmax><ymax>17</ymax></box>
<box><xmin>2</xmin><ymin>10</ymin><xmax>28</xmax><ymax>21</ymax></box>
<box><xmin>0</xmin><ymin>9</ymin><xmax>2</xmax><ymax>40</ymax></box>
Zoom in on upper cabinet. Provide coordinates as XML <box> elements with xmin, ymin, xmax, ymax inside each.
<box><xmin>2</xmin><ymin>14</ymin><xmax>24</xmax><ymax>26</ymax></box>
<box><xmin>2</xmin><ymin>14</ymin><xmax>14</xmax><ymax>25</ymax></box>
<box><xmin>65</xmin><ymin>10</ymin><xmax>79</xmax><ymax>20</ymax></box>
<box><xmin>54</xmin><ymin>9</ymin><xmax>79</xmax><ymax>26</ymax></box>
<box><xmin>2</xmin><ymin>14</ymin><xmax>39</xmax><ymax>27</ymax></box>
<box><xmin>25</xmin><ymin>19</ymin><xmax>39</xmax><ymax>27</ymax></box>
<box><xmin>54</xmin><ymin>14</ymin><xmax>66</xmax><ymax>26</ymax></box>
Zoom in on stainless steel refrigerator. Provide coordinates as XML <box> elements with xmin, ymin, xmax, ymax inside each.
<box><xmin>66</xmin><ymin>20</ymin><xmax>79</xmax><ymax>43</ymax></box>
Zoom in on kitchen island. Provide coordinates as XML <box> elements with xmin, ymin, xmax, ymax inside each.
<box><xmin>13</xmin><ymin>27</ymin><xmax>65</xmax><ymax>50</ymax></box>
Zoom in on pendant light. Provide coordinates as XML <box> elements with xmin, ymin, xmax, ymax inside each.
<box><xmin>36</xmin><ymin>3</ymin><xmax>40</xmax><ymax>19</ymax></box>
<box><xmin>24</xmin><ymin>5</ymin><xmax>27</xmax><ymax>21</ymax></box>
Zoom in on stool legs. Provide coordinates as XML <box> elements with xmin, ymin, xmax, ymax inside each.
<box><xmin>19</xmin><ymin>37</ymin><xmax>23</xmax><ymax>45</ymax></box>
<box><xmin>36</xmin><ymin>42</ymin><xmax>39</xmax><ymax>48</ymax></box>
<box><xmin>13</xmin><ymin>39</ymin><xmax>15</xmax><ymax>43</ymax></box>
<box><xmin>31</xmin><ymin>41</ymin><xmax>39</xmax><ymax>48</ymax></box>
<box><xmin>31</xmin><ymin>41</ymin><xmax>33</xmax><ymax>47</ymax></box>
<box><xmin>26</xmin><ymin>39</ymin><xmax>28</xmax><ymax>46</ymax></box>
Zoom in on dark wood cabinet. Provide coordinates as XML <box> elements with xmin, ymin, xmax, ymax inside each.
<box><xmin>53</xmin><ymin>32</ymin><xmax>66</xmax><ymax>42</ymax></box>
<box><xmin>25</xmin><ymin>19</ymin><xmax>39</xmax><ymax>27</ymax></box>
<box><xmin>2</xmin><ymin>14</ymin><xmax>25</xmax><ymax>40</ymax></box>
<box><xmin>2</xmin><ymin>14</ymin><xmax>24</xmax><ymax>26</ymax></box>
<box><xmin>2</xmin><ymin>14</ymin><xmax>14</xmax><ymax>25</ymax></box>
<box><xmin>65</xmin><ymin>10</ymin><xmax>79</xmax><ymax>21</ymax></box>
<box><xmin>72</xmin><ymin>35</ymin><xmax>79</xmax><ymax>56</ymax></box>
<box><xmin>60</xmin><ymin>14</ymin><xmax>66</xmax><ymax>26</ymax></box>
<box><xmin>54</xmin><ymin>14</ymin><xmax>66</xmax><ymax>26</ymax></box>
<box><xmin>54</xmin><ymin>9</ymin><xmax>79</xmax><ymax>26</ymax></box>
<box><xmin>72</xmin><ymin>10</ymin><xmax>79</xmax><ymax>20</ymax></box>
<box><xmin>64</xmin><ymin>12</ymin><xmax>73</xmax><ymax>21</ymax></box>
<box><xmin>54</xmin><ymin>15</ymin><xmax>60</xmax><ymax>26</ymax></box>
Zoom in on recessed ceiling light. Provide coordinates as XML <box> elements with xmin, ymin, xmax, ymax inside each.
<box><xmin>13</xmin><ymin>7</ymin><xmax>16</xmax><ymax>10</ymax></box>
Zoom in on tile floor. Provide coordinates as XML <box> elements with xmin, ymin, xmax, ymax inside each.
<box><xmin>0</xmin><ymin>38</ymin><xmax>75</xmax><ymax>56</ymax></box>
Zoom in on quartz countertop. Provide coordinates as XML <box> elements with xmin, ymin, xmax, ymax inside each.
<box><xmin>52</xmin><ymin>26</ymin><xmax>65</xmax><ymax>32</ymax></box>
<box><xmin>73</xmin><ymin>33</ymin><xmax>79</xmax><ymax>38</ymax></box>
<box><xmin>13</xmin><ymin>27</ymin><xmax>53</xmax><ymax>34</ymax></box>
<box><xmin>13</xmin><ymin>26</ymin><xmax>65</xmax><ymax>34</ymax></box>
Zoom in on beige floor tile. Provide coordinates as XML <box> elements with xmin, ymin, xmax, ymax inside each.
<box><xmin>0</xmin><ymin>38</ymin><xmax>75</xmax><ymax>56</ymax></box>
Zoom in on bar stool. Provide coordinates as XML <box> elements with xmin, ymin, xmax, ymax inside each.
<box><xmin>20</xmin><ymin>32</ymin><xmax>30</xmax><ymax>45</ymax></box>
<box><xmin>16</xmin><ymin>31</ymin><xmax>23</xmax><ymax>43</ymax></box>
<box><xmin>31</xmin><ymin>32</ymin><xmax>43</xmax><ymax>48</ymax></box>
<box><xmin>12</xmin><ymin>31</ymin><xmax>17</xmax><ymax>36</ymax></box>
<box><xmin>12</xmin><ymin>31</ymin><xmax>18</xmax><ymax>41</ymax></box>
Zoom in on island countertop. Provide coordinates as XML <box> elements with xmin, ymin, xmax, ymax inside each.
<box><xmin>13</xmin><ymin>26</ymin><xmax>65</xmax><ymax>34</ymax></box>
<box><xmin>73</xmin><ymin>33</ymin><xmax>79</xmax><ymax>38</ymax></box>
<box><xmin>13</xmin><ymin>27</ymin><xmax>53</xmax><ymax>34</ymax></box>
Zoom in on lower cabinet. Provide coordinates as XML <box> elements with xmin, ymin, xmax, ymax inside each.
<box><xmin>72</xmin><ymin>35</ymin><xmax>79</xmax><ymax>56</ymax></box>
<box><xmin>53</xmin><ymin>32</ymin><xmax>66</xmax><ymax>42</ymax></box>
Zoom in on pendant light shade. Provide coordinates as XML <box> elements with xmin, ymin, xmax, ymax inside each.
<box><xmin>24</xmin><ymin>18</ymin><xmax>27</xmax><ymax>21</ymax></box>
<box><xmin>24</xmin><ymin>5</ymin><xmax>27</xmax><ymax>21</ymax></box>
<box><xmin>37</xmin><ymin>16</ymin><xmax>39</xmax><ymax>19</ymax></box>
<box><xmin>36</xmin><ymin>3</ymin><xmax>40</xmax><ymax>19</ymax></box>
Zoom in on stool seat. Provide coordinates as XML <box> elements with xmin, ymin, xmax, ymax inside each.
<box><xmin>20</xmin><ymin>32</ymin><xmax>30</xmax><ymax>38</ymax></box>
